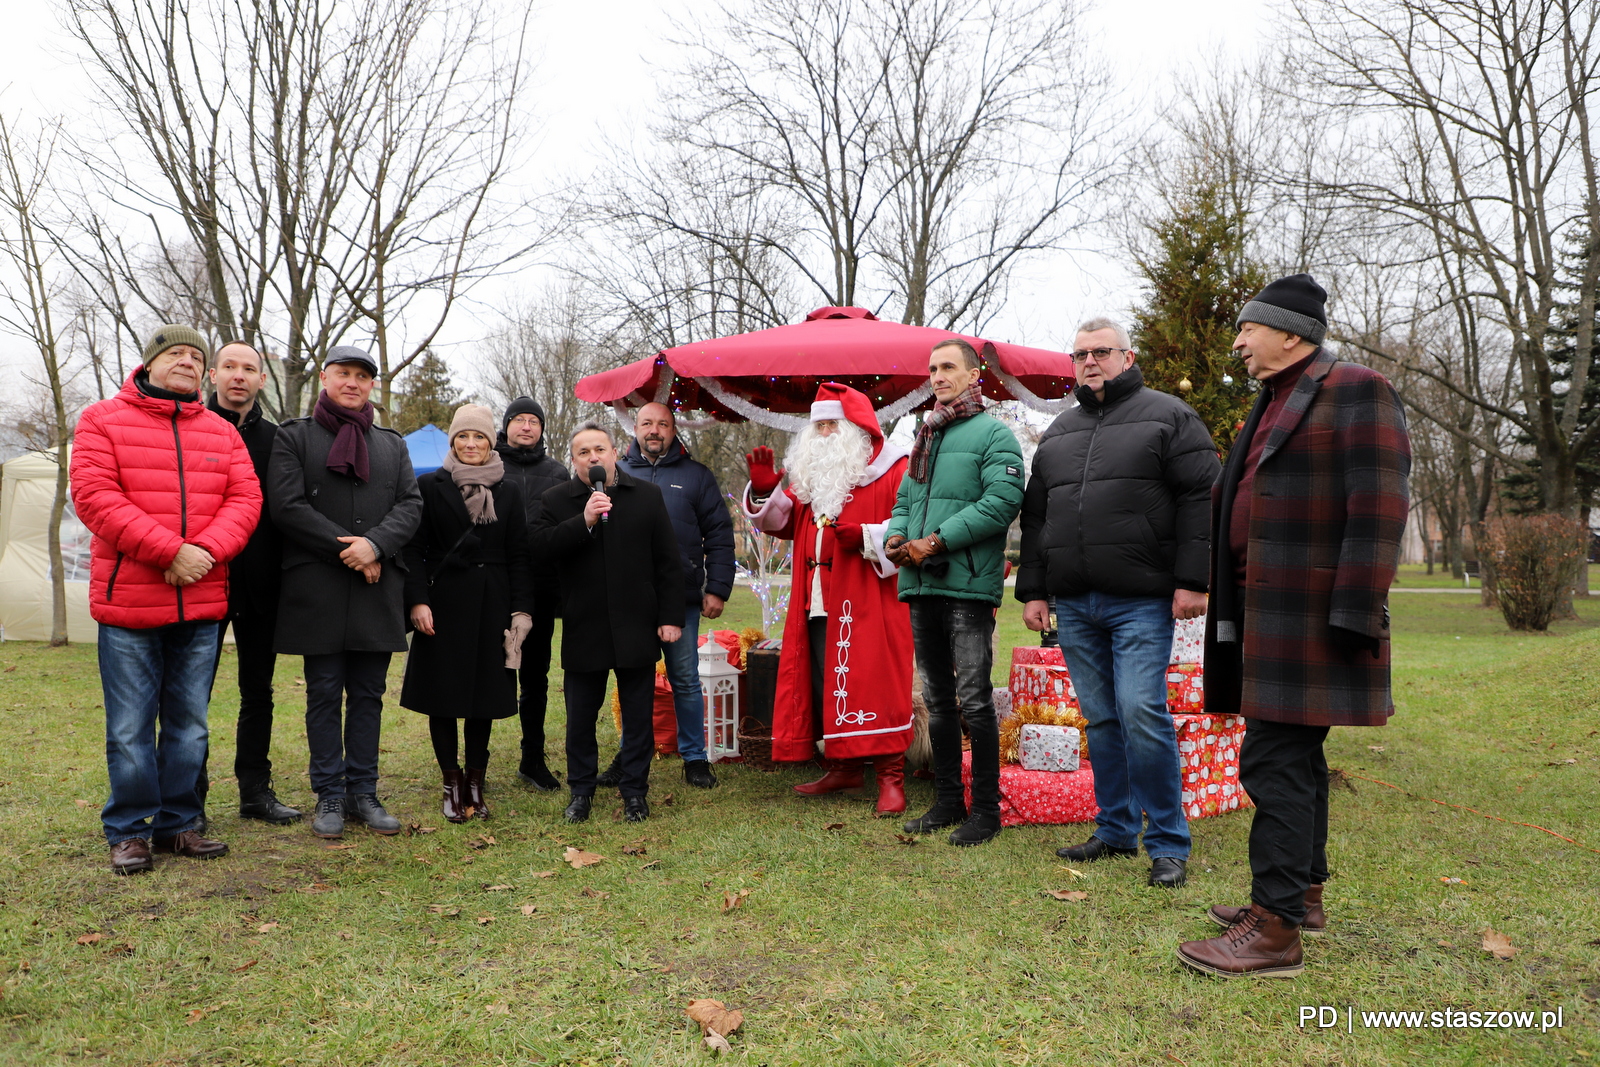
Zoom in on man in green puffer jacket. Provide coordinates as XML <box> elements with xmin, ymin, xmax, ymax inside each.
<box><xmin>885</xmin><ymin>338</ymin><xmax>1024</xmax><ymax>847</ymax></box>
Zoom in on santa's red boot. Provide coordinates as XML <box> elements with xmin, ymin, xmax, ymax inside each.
<box><xmin>873</xmin><ymin>754</ymin><xmax>906</xmax><ymax>816</ymax></box>
<box><xmin>793</xmin><ymin>759</ymin><xmax>865</xmax><ymax>796</ymax></box>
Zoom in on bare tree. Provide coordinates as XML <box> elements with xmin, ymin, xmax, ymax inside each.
<box><xmin>0</xmin><ymin>114</ymin><xmax>78</xmax><ymax>645</ymax></box>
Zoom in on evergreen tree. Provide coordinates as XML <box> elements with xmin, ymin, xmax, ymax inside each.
<box><xmin>1131</xmin><ymin>180</ymin><xmax>1269</xmax><ymax>451</ymax></box>
<box><xmin>391</xmin><ymin>350</ymin><xmax>466</xmax><ymax>435</ymax></box>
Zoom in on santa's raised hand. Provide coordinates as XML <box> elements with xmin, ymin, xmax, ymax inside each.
<box><xmin>745</xmin><ymin>446</ymin><xmax>784</xmax><ymax>496</ymax></box>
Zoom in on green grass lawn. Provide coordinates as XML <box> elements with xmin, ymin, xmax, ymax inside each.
<box><xmin>2</xmin><ymin>593</ymin><xmax>1597</xmax><ymax>1065</ymax></box>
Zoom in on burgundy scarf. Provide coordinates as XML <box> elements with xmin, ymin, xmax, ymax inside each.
<box><xmin>314</xmin><ymin>390</ymin><xmax>374</xmax><ymax>483</ymax></box>
<box><xmin>909</xmin><ymin>380</ymin><xmax>986</xmax><ymax>483</ymax></box>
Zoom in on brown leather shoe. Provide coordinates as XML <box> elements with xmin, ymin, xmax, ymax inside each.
<box><xmin>1208</xmin><ymin>884</ymin><xmax>1326</xmax><ymax>937</ymax></box>
<box><xmin>109</xmin><ymin>838</ymin><xmax>153</xmax><ymax>876</ymax></box>
<box><xmin>152</xmin><ymin>830</ymin><xmax>230</xmax><ymax>860</ymax></box>
<box><xmin>463</xmin><ymin>766</ymin><xmax>490</xmax><ymax>820</ymax></box>
<box><xmin>1178</xmin><ymin>903</ymin><xmax>1304</xmax><ymax>978</ymax></box>
<box><xmin>441</xmin><ymin>768</ymin><xmax>467</xmax><ymax>823</ymax></box>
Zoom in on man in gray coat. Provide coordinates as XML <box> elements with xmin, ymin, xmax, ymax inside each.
<box><xmin>269</xmin><ymin>346</ymin><xmax>422</xmax><ymax>839</ymax></box>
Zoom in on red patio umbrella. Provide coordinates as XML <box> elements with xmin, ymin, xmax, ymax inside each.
<box><xmin>575</xmin><ymin>306</ymin><xmax>1076</xmax><ymax>429</ymax></box>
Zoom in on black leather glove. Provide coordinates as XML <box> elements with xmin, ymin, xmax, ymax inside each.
<box><xmin>1330</xmin><ymin>625</ymin><xmax>1380</xmax><ymax>661</ymax></box>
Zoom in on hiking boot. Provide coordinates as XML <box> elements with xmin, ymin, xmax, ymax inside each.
<box><xmin>948</xmin><ymin>812</ymin><xmax>1002</xmax><ymax>847</ymax></box>
<box><xmin>346</xmin><ymin>793</ymin><xmax>401</xmax><ymax>835</ymax></box>
<box><xmin>310</xmin><ymin>794</ymin><xmax>345</xmax><ymax>839</ymax></box>
<box><xmin>239</xmin><ymin>779</ymin><xmax>301</xmax><ymax>825</ymax></box>
<box><xmin>1209</xmin><ymin>884</ymin><xmax>1325</xmax><ymax>937</ymax></box>
<box><xmin>1178</xmin><ymin>904</ymin><xmax>1305</xmax><ymax>978</ymax></box>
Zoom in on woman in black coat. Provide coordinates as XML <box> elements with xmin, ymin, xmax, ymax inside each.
<box><xmin>401</xmin><ymin>405</ymin><xmax>534</xmax><ymax>822</ymax></box>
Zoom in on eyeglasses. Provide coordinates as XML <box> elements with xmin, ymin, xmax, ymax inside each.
<box><xmin>1071</xmin><ymin>347</ymin><xmax>1130</xmax><ymax>364</ymax></box>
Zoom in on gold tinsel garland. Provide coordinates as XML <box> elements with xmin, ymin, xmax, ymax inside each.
<box><xmin>999</xmin><ymin>703</ymin><xmax>1090</xmax><ymax>765</ymax></box>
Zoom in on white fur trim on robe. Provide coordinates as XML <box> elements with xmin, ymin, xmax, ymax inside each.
<box><xmin>742</xmin><ymin>483</ymin><xmax>794</xmax><ymax>532</ymax></box>
<box><xmin>862</xmin><ymin>521</ymin><xmax>899</xmax><ymax>578</ymax></box>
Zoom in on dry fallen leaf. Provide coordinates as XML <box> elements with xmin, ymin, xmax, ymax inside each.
<box><xmin>75</xmin><ymin>933</ymin><xmax>106</xmax><ymax>945</ymax></box>
<box><xmin>406</xmin><ymin>823</ymin><xmax>438</xmax><ymax>835</ymax></box>
<box><xmin>475</xmin><ymin>916</ymin><xmax>494</xmax><ymax>925</ymax></box>
<box><xmin>894</xmin><ymin>834</ymin><xmax>918</xmax><ymax>846</ymax></box>
<box><xmin>425</xmin><ymin>905</ymin><xmax>461</xmax><ymax>917</ymax></box>
<box><xmin>74</xmin><ymin>799</ymin><xmax>91</xmax><ymax>808</ymax></box>
<box><xmin>721</xmin><ymin>889</ymin><xmax>751</xmax><ymax>913</ymax></box>
<box><xmin>531</xmin><ymin>870</ymin><xmax>556</xmax><ymax>879</ymax></box>
<box><xmin>1547</xmin><ymin>758</ymin><xmax>1578</xmax><ymax>766</ymax></box>
<box><xmin>659</xmin><ymin>793</ymin><xmax>674</xmax><ymax>806</ymax></box>
<box><xmin>1481</xmin><ymin>928</ymin><xmax>1516</xmax><ymax>960</ymax></box>
<box><xmin>324</xmin><ymin>843</ymin><xmax>357</xmax><ymax>851</ymax></box>
<box><xmin>564</xmin><ymin>847</ymin><xmax>604</xmax><ymax>869</ymax></box>
<box><xmin>824</xmin><ymin>822</ymin><xmax>845</xmax><ymax>831</ymax></box>
<box><xmin>184</xmin><ymin>1009</ymin><xmax>205</xmax><ymax>1025</ymax></box>
<box><xmin>486</xmin><ymin>1002</ymin><xmax>509</xmax><ymax>1015</ymax></box>
<box><xmin>477</xmin><ymin>834</ymin><xmax>498</xmax><ymax>846</ymax></box>
<box><xmin>685</xmin><ymin>999</ymin><xmax>744</xmax><ymax>1038</ymax></box>
<box><xmin>256</xmin><ymin>922</ymin><xmax>280</xmax><ymax>933</ymax></box>
<box><xmin>1367</xmin><ymin>744</ymin><xmax>1386</xmax><ymax>752</ymax></box>
<box><xmin>1041</xmin><ymin>890</ymin><xmax>1089</xmax><ymax>902</ymax></box>
<box><xmin>483</xmin><ymin>884</ymin><xmax>514</xmax><ymax>892</ymax></box>
<box><xmin>298</xmin><ymin>883</ymin><xmax>333</xmax><ymax>894</ymax></box>
<box><xmin>336</xmin><ymin>931</ymin><xmax>353</xmax><ymax>941</ymax></box>
<box><xmin>640</xmin><ymin>860</ymin><xmax>661</xmax><ymax>871</ymax></box>
<box><xmin>704</xmin><ymin>1033</ymin><xmax>733</xmax><ymax>1054</ymax></box>
<box><xmin>520</xmin><ymin>904</ymin><xmax>538</xmax><ymax>916</ymax></box>
<box><xmin>461</xmin><ymin>805</ymin><xmax>476</xmax><ymax>819</ymax></box>
<box><xmin>232</xmin><ymin>960</ymin><xmax>257</xmax><ymax>972</ymax></box>
<box><xmin>579</xmin><ymin>887</ymin><xmax>610</xmax><ymax>899</ymax></box>
<box><xmin>621</xmin><ymin>843</ymin><xmax>648</xmax><ymax>856</ymax></box>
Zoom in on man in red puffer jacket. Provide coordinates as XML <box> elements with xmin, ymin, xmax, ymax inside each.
<box><xmin>71</xmin><ymin>325</ymin><xmax>262</xmax><ymax>875</ymax></box>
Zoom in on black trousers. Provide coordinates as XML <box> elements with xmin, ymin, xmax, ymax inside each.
<box><xmin>909</xmin><ymin>596</ymin><xmax>999</xmax><ymax>816</ymax></box>
<box><xmin>303</xmin><ymin>651</ymin><xmax>391</xmax><ymax>796</ymax></box>
<box><xmin>429</xmin><ymin>716</ymin><xmax>492</xmax><ymax>770</ymax></box>
<box><xmin>196</xmin><ymin>611</ymin><xmax>280</xmax><ymax>806</ymax></box>
<box><xmin>516</xmin><ymin>602</ymin><xmax>558</xmax><ymax>760</ymax></box>
<box><xmin>808</xmin><ymin>616</ymin><xmax>827</xmax><ymax>743</ymax></box>
<box><xmin>1239</xmin><ymin>718</ymin><xmax>1331</xmax><ymax>925</ymax></box>
<box><xmin>564</xmin><ymin>667</ymin><xmax>654</xmax><ymax>799</ymax></box>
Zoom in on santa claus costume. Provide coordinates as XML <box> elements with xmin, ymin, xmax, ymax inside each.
<box><xmin>743</xmin><ymin>383</ymin><xmax>914</xmax><ymax>816</ymax></box>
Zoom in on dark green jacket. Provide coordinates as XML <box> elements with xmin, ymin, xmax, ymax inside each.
<box><xmin>885</xmin><ymin>412</ymin><xmax>1024</xmax><ymax>605</ymax></box>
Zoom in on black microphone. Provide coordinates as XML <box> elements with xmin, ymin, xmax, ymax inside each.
<box><xmin>587</xmin><ymin>464</ymin><xmax>608</xmax><ymax>524</ymax></box>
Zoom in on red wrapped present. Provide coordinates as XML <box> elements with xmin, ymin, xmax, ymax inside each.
<box><xmin>1166</xmin><ymin>663</ymin><xmax>1205</xmax><ymax>713</ymax></box>
<box><xmin>1009</xmin><ymin>662</ymin><xmax>1078</xmax><ymax>711</ymax></box>
<box><xmin>652</xmin><ymin>671</ymin><xmax>678</xmax><ymax>755</ymax></box>
<box><xmin>1173</xmin><ymin>712</ymin><xmax>1252</xmax><ymax>819</ymax></box>
<box><xmin>1011</xmin><ymin>645</ymin><xmax>1066</xmax><ymax>668</ymax></box>
<box><xmin>961</xmin><ymin>750</ymin><xmax>1098</xmax><ymax>827</ymax></box>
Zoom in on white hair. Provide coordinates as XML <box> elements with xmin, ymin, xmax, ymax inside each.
<box><xmin>787</xmin><ymin>421</ymin><xmax>871</xmax><ymax>520</ymax></box>
<box><xmin>1076</xmin><ymin>316</ymin><xmax>1131</xmax><ymax>349</ymax></box>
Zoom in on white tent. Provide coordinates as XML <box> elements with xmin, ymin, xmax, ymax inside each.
<box><xmin>0</xmin><ymin>449</ymin><xmax>97</xmax><ymax>643</ymax></box>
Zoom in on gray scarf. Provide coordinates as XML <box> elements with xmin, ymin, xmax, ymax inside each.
<box><xmin>441</xmin><ymin>450</ymin><xmax>504</xmax><ymax>524</ymax></box>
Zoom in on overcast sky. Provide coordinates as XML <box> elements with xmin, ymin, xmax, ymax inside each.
<box><xmin>1</xmin><ymin>0</ymin><xmax>1269</xmax><ymax>384</ymax></box>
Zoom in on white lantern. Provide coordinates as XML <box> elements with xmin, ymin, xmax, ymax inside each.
<box><xmin>697</xmin><ymin>640</ymin><xmax>742</xmax><ymax>763</ymax></box>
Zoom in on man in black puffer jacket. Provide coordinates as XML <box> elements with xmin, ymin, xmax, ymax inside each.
<box><xmin>494</xmin><ymin>397</ymin><xmax>570</xmax><ymax>790</ymax></box>
<box><xmin>1016</xmin><ymin>317</ymin><xmax>1220</xmax><ymax>890</ymax></box>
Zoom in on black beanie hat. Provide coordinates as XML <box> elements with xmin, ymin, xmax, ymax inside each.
<box><xmin>1237</xmin><ymin>273</ymin><xmax>1328</xmax><ymax>346</ymax></box>
<box><xmin>501</xmin><ymin>395</ymin><xmax>546</xmax><ymax>433</ymax></box>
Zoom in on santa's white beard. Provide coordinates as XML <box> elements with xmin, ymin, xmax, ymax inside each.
<box><xmin>787</xmin><ymin>422</ymin><xmax>871</xmax><ymax>520</ymax></box>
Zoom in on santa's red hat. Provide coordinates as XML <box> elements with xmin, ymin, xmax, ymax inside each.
<box><xmin>809</xmin><ymin>382</ymin><xmax>883</xmax><ymax>455</ymax></box>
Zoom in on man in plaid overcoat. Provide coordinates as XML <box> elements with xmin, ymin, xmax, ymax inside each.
<box><xmin>1178</xmin><ymin>274</ymin><xmax>1411</xmax><ymax>979</ymax></box>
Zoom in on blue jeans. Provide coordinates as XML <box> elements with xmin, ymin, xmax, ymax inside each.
<box><xmin>1054</xmin><ymin>593</ymin><xmax>1190</xmax><ymax>859</ymax></box>
<box><xmin>660</xmin><ymin>604</ymin><xmax>707</xmax><ymax>762</ymax></box>
<box><xmin>98</xmin><ymin>621</ymin><xmax>220</xmax><ymax>845</ymax></box>
<box><xmin>909</xmin><ymin>597</ymin><xmax>1000</xmax><ymax>816</ymax></box>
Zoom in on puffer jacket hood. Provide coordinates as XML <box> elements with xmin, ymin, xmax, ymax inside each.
<box><xmin>70</xmin><ymin>368</ymin><xmax>263</xmax><ymax>628</ymax></box>
<box><xmin>1015</xmin><ymin>365</ymin><xmax>1219</xmax><ymax>602</ymax></box>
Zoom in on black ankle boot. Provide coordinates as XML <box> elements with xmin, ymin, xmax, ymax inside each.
<box><xmin>903</xmin><ymin>801</ymin><xmax>968</xmax><ymax>834</ymax></box>
<box><xmin>948</xmin><ymin>812</ymin><xmax>1002</xmax><ymax>847</ymax></box>
<box><xmin>595</xmin><ymin>754</ymin><xmax>624</xmax><ymax>788</ymax></box>
<box><xmin>239</xmin><ymin>778</ymin><xmax>302</xmax><ymax>825</ymax></box>
<box><xmin>518</xmin><ymin>750</ymin><xmax>560</xmax><ymax>791</ymax></box>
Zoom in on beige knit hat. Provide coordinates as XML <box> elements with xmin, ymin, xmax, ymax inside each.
<box><xmin>448</xmin><ymin>403</ymin><xmax>497</xmax><ymax>442</ymax></box>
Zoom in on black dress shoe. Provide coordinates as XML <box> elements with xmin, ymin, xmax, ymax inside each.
<box><xmin>563</xmin><ymin>795</ymin><xmax>592</xmax><ymax>823</ymax></box>
<box><xmin>1056</xmin><ymin>835</ymin><xmax>1140</xmax><ymax>862</ymax></box>
<box><xmin>683</xmin><ymin>759</ymin><xmax>718</xmax><ymax>789</ymax></box>
<box><xmin>595</xmin><ymin>755</ymin><xmax>624</xmax><ymax>788</ymax></box>
<box><xmin>623</xmin><ymin>796</ymin><xmax>649</xmax><ymax>823</ymax></box>
<box><xmin>1148</xmin><ymin>857</ymin><xmax>1188</xmax><ymax>888</ymax></box>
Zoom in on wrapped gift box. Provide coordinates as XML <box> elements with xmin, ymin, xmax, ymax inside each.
<box><xmin>1173</xmin><ymin>712</ymin><xmax>1252</xmax><ymax>819</ymax></box>
<box><xmin>961</xmin><ymin>751</ymin><xmax>1098</xmax><ymax>827</ymax></box>
<box><xmin>1009</xmin><ymin>662</ymin><xmax>1079</xmax><ymax>710</ymax></box>
<box><xmin>1020</xmin><ymin>724</ymin><xmax>1080</xmax><ymax>772</ymax></box>
<box><xmin>1167</xmin><ymin>663</ymin><xmax>1205</xmax><ymax>713</ymax></box>
<box><xmin>993</xmin><ymin>687</ymin><xmax>1015</xmax><ymax>722</ymax></box>
<box><xmin>1170</xmin><ymin>615</ymin><xmax>1206</xmax><ymax>665</ymax></box>
<box><xmin>1011</xmin><ymin>645</ymin><xmax>1067</xmax><ymax>667</ymax></box>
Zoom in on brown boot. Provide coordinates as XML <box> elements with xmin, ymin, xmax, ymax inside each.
<box><xmin>464</xmin><ymin>765</ymin><xmax>490</xmax><ymax>820</ymax></box>
<box><xmin>1178</xmin><ymin>904</ymin><xmax>1304</xmax><ymax>978</ymax></box>
<box><xmin>793</xmin><ymin>759</ymin><xmax>864</xmax><ymax>797</ymax></box>
<box><xmin>1208</xmin><ymin>884</ymin><xmax>1325</xmax><ymax>937</ymax></box>
<box><xmin>441</xmin><ymin>768</ymin><xmax>467</xmax><ymax>823</ymax></box>
<box><xmin>873</xmin><ymin>754</ymin><xmax>906</xmax><ymax>817</ymax></box>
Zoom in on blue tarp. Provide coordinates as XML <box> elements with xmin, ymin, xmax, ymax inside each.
<box><xmin>404</xmin><ymin>424</ymin><xmax>450</xmax><ymax>475</ymax></box>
